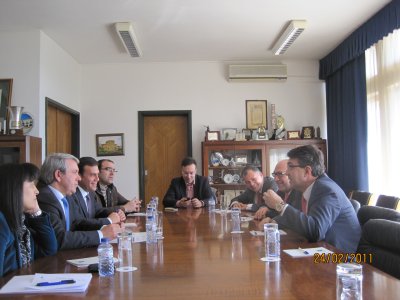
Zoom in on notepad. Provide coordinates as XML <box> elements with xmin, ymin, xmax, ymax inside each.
<box><xmin>0</xmin><ymin>273</ymin><xmax>92</xmax><ymax>294</ymax></box>
<box><xmin>283</xmin><ymin>246</ymin><xmax>333</xmax><ymax>258</ymax></box>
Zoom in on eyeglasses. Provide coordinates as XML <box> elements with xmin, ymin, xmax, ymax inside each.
<box><xmin>101</xmin><ymin>167</ymin><xmax>118</xmax><ymax>173</ymax></box>
<box><xmin>287</xmin><ymin>164</ymin><xmax>305</xmax><ymax>169</ymax></box>
<box><xmin>272</xmin><ymin>172</ymin><xmax>287</xmax><ymax>178</ymax></box>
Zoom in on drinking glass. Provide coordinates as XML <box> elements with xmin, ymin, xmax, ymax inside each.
<box><xmin>220</xmin><ymin>194</ymin><xmax>229</xmax><ymax>213</ymax></box>
<box><xmin>263</xmin><ymin>223</ymin><xmax>280</xmax><ymax>262</ymax></box>
<box><xmin>156</xmin><ymin>211</ymin><xmax>163</xmax><ymax>239</ymax></box>
<box><xmin>336</xmin><ymin>263</ymin><xmax>362</xmax><ymax>300</ymax></box>
<box><xmin>116</xmin><ymin>232</ymin><xmax>136</xmax><ymax>272</ymax></box>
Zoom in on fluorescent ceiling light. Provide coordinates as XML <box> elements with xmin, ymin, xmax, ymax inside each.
<box><xmin>115</xmin><ymin>22</ymin><xmax>142</xmax><ymax>57</ymax></box>
<box><xmin>271</xmin><ymin>20</ymin><xmax>307</xmax><ymax>55</ymax></box>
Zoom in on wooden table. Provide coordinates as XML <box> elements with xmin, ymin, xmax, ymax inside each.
<box><xmin>1</xmin><ymin>208</ymin><xmax>399</xmax><ymax>299</ymax></box>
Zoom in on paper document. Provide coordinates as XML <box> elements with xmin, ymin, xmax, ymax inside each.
<box><xmin>283</xmin><ymin>246</ymin><xmax>334</xmax><ymax>258</ymax></box>
<box><xmin>127</xmin><ymin>212</ymin><xmax>147</xmax><ymax>217</ymax></box>
<box><xmin>250</xmin><ymin>230</ymin><xmax>287</xmax><ymax>236</ymax></box>
<box><xmin>164</xmin><ymin>207</ymin><xmax>178</xmax><ymax>212</ymax></box>
<box><xmin>66</xmin><ymin>256</ymin><xmax>118</xmax><ymax>268</ymax></box>
<box><xmin>240</xmin><ymin>216</ymin><xmax>254</xmax><ymax>222</ymax></box>
<box><xmin>0</xmin><ymin>273</ymin><xmax>92</xmax><ymax>294</ymax></box>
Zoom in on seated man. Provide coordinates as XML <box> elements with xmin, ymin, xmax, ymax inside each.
<box><xmin>71</xmin><ymin>156</ymin><xmax>126</xmax><ymax>231</ymax></box>
<box><xmin>37</xmin><ymin>153</ymin><xmax>123</xmax><ymax>250</ymax></box>
<box><xmin>230</xmin><ymin>165</ymin><xmax>278</xmax><ymax>212</ymax></box>
<box><xmin>163</xmin><ymin>157</ymin><xmax>214</xmax><ymax>208</ymax></box>
<box><xmin>262</xmin><ymin>145</ymin><xmax>361</xmax><ymax>253</ymax></box>
<box><xmin>95</xmin><ymin>159</ymin><xmax>141</xmax><ymax>213</ymax></box>
<box><xmin>254</xmin><ymin>159</ymin><xmax>302</xmax><ymax>220</ymax></box>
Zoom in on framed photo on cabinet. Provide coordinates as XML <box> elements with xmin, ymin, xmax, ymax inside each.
<box><xmin>0</xmin><ymin>79</ymin><xmax>13</xmax><ymax>129</ymax></box>
<box><xmin>246</xmin><ymin>100</ymin><xmax>267</xmax><ymax>129</ymax></box>
<box><xmin>206</xmin><ymin>131</ymin><xmax>220</xmax><ymax>141</ymax></box>
<box><xmin>287</xmin><ymin>130</ymin><xmax>301</xmax><ymax>140</ymax></box>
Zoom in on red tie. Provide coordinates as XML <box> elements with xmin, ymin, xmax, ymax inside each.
<box><xmin>302</xmin><ymin>197</ymin><xmax>307</xmax><ymax>214</ymax></box>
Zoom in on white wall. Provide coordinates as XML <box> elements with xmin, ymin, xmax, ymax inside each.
<box><xmin>80</xmin><ymin>61</ymin><xmax>326</xmax><ymax>198</ymax></box>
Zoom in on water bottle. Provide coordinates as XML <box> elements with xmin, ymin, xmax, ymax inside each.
<box><xmin>98</xmin><ymin>238</ymin><xmax>114</xmax><ymax>276</ymax></box>
<box><xmin>146</xmin><ymin>206</ymin><xmax>157</xmax><ymax>244</ymax></box>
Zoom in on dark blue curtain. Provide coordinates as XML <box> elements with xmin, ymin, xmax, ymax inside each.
<box><xmin>326</xmin><ymin>55</ymin><xmax>368</xmax><ymax>193</ymax></box>
<box><xmin>319</xmin><ymin>0</ymin><xmax>400</xmax><ymax>193</ymax></box>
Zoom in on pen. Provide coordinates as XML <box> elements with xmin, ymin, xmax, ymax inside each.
<box><xmin>298</xmin><ymin>247</ymin><xmax>310</xmax><ymax>255</ymax></box>
<box><xmin>36</xmin><ymin>279</ymin><xmax>76</xmax><ymax>287</ymax></box>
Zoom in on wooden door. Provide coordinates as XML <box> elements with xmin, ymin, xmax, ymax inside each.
<box><xmin>46</xmin><ymin>98</ymin><xmax>80</xmax><ymax>157</ymax></box>
<box><xmin>141</xmin><ymin>113</ymin><xmax>191</xmax><ymax>205</ymax></box>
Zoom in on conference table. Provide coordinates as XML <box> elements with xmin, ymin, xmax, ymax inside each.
<box><xmin>1</xmin><ymin>208</ymin><xmax>399</xmax><ymax>299</ymax></box>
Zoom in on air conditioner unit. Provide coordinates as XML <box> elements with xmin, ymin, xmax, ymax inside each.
<box><xmin>228</xmin><ymin>64</ymin><xmax>287</xmax><ymax>81</ymax></box>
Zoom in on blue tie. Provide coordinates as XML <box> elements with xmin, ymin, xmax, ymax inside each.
<box><xmin>86</xmin><ymin>194</ymin><xmax>92</xmax><ymax>217</ymax></box>
<box><xmin>61</xmin><ymin>197</ymin><xmax>70</xmax><ymax>231</ymax></box>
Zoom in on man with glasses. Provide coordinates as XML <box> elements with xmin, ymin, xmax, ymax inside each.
<box><xmin>95</xmin><ymin>159</ymin><xmax>141</xmax><ymax>213</ymax></box>
<box><xmin>254</xmin><ymin>159</ymin><xmax>302</xmax><ymax>220</ymax></box>
<box><xmin>262</xmin><ymin>145</ymin><xmax>361</xmax><ymax>253</ymax></box>
<box><xmin>230</xmin><ymin>165</ymin><xmax>278</xmax><ymax>212</ymax></box>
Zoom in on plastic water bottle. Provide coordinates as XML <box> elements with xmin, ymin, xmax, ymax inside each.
<box><xmin>146</xmin><ymin>206</ymin><xmax>157</xmax><ymax>244</ymax></box>
<box><xmin>98</xmin><ymin>238</ymin><xmax>114</xmax><ymax>276</ymax></box>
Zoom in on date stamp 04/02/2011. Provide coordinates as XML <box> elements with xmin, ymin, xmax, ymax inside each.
<box><xmin>313</xmin><ymin>253</ymin><xmax>372</xmax><ymax>264</ymax></box>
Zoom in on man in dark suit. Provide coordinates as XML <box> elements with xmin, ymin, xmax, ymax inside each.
<box><xmin>263</xmin><ymin>145</ymin><xmax>361</xmax><ymax>253</ymax></box>
<box><xmin>37</xmin><ymin>153</ymin><xmax>123</xmax><ymax>250</ymax></box>
<box><xmin>71</xmin><ymin>157</ymin><xmax>126</xmax><ymax>231</ymax></box>
<box><xmin>230</xmin><ymin>165</ymin><xmax>278</xmax><ymax>212</ymax></box>
<box><xmin>254</xmin><ymin>159</ymin><xmax>302</xmax><ymax>220</ymax></box>
<box><xmin>163</xmin><ymin>157</ymin><xmax>214</xmax><ymax>208</ymax></box>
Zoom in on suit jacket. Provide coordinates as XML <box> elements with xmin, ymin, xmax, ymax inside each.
<box><xmin>274</xmin><ymin>173</ymin><xmax>362</xmax><ymax>253</ymax></box>
<box><xmin>37</xmin><ymin>186</ymin><xmax>101</xmax><ymax>250</ymax></box>
<box><xmin>70</xmin><ymin>189</ymin><xmax>115</xmax><ymax>231</ymax></box>
<box><xmin>95</xmin><ymin>183</ymin><xmax>128</xmax><ymax>209</ymax></box>
<box><xmin>0</xmin><ymin>211</ymin><xmax>57</xmax><ymax>277</ymax></box>
<box><xmin>163</xmin><ymin>174</ymin><xmax>214</xmax><ymax>208</ymax></box>
<box><xmin>231</xmin><ymin>177</ymin><xmax>278</xmax><ymax>212</ymax></box>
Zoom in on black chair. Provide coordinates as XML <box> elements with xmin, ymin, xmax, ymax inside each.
<box><xmin>375</xmin><ymin>194</ymin><xmax>400</xmax><ymax>210</ymax></box>
<box><xmin>349</xmin><ymin>199</ymin><xmax>361</xmax><ymax>213</ymax></box>
<box><xmin>348</xmin><ymin>190</ymin><xmax>374</xmax><ymax>206</ymax></box>
<box><xmin>357</xmin><ymin>206</ymin><xmax>400</xmax><ymax>279</ymax></box>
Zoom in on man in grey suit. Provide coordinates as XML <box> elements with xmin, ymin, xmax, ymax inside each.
<box><xmin>262</xmin><ymin>145</ymin><xmax>361</xmax><ymax>253</ymax></box>
<box><xmin>37</xmin><ymin>153</ymin><xmax>123</xmax><ymax>250</ymax></box>
<box><xmin>230</xmin><ymin>165</ymin><xmax>278</xmax><ymax>212</ymax></box>
<box><xmin>71</xmin><ymin>156</ymin><xmax>126</xmax><ymax>231</ymax></box>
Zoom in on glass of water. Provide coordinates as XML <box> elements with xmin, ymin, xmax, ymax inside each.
<box><xmin>263</xmin><ymin>223</ymin><xmax>280</xmax><ymax>262</ymax></box>
<box><xmin>116</xmin><ymin>231</ymin><xmax>137</xmax><ymax>272</ymax></box>
<box><xmin>336</xmin><ymin>263</ymin><xmax>362</xmax><ymax>300</ymax></box>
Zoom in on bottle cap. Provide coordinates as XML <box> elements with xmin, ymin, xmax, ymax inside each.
<box><xmin>100</xmin><ymin>238</ymin><xmax>109</xmax><ymax>243</ymax></box>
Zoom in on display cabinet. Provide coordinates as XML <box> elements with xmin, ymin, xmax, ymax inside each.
<box><xmin>202</xmin><ymin>139</ymin><xmax>327</xmax><ymax>196</ymax></box>
<box><xmin>0</xmin><ymin>135</ymin><xmax>42</xmax><ymax>167</ymax></box>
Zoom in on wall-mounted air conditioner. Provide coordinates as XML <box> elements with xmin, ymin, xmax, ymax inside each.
<box><xmin>228</xmin><ymin>64</ymin><xmax>287</xmax><ymax>81</ymax></box>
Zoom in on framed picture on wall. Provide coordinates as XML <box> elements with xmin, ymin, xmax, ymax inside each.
<box><xmin>96</xmin><ymin>133</ymin><xmax>125</xmax><ymax>156</ymax></box>
<box><xmin>246</xmin><ymin>100</ymin><xmax>267</xmax><ymax>129</ymax></box>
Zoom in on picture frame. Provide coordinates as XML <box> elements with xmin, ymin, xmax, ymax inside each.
<box><xmin>242</xmin><ymin>128</ymin><xmax>252</xmax><ymax>141</ymax></box>
<box><xmin>96</xmin><ymin>133</ymin><xmax>125</xmax><ymax>156</ymax></box>
<box><xmin>206</xmin><ymin>131</ymin><xmax>220</xmax><ymax>141</ymax></box>
<box><xmin>301</xmin><ymin>126</ymin><xmax>315</xmax><ymax>139</ymax></box>
<box><xmin>221</xmin><ymin>128</ymin><xmax>237</xmax><ymax>140</ymax></box>
<box><xmin>0</xmin><ymin>79</ymin><xmax>13</xmax><ymax>130</ymax></box>
<box><xmin>246</xmin><ymin>100</ymin><xmax>267</xmax><ymax>129</ymax></box>
<box><xmin>287</xmin><ymin>130</ymin><xmax>301</xmax><ymax>140</ymax></box>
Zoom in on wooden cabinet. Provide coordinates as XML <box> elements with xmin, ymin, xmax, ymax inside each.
<box><xmin>0</xmin><ymin>135</ymin><xmax>42</xmax><ymax>167</ymax></box>
<box><xmin>202</xmin><ymin>139</ymin><xmax>326</xmax><ymax>196</ymax></box>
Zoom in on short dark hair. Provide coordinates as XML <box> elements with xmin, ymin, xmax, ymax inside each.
<box><xmin>287</xmin><ymin>145</ymin><xmax>325</xmax><ymax>177</ymax></box>
<box><xmin>241</xmin><ymin>165</ymin><xmax>262</xmax><ymax>177</ymax></box>
<box><xmin>181</xmin><ymin>157</ymin><xmax>197</xmax><ymax>167</ymax></box>
<box><xmin>0</xmin><ymin>163</ymin><xmax>39</xmax><ymax>232</ymax></box>
<box><xmin>79</xmin><ymin>157</ymin><xmax>98</xmax><ymax>174</ymax></box>
<box><xmin>98</xmin><ymin>159</ymin><xmax>114</xmax><ymax>170</ymax></box>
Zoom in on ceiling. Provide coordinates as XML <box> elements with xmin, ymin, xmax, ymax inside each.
<box><xmin>0</xmin><ymin>0</ymin><xmax>391</xmax><ymax>64</ymax></box>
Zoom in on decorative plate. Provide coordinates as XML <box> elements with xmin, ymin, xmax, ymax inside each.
<box><xmin>221</xmin><ymin>158</ymin><xmax>230</xmax><ymax>166</ymax></box>
<box><xmin>21</xmin><ymin>112</ymin><xmax>34</xmax><ymax>134</ymax></box>
<box><xmin>210</xmin><ymin>153</ymin><xmax>220</xmax><ymax>166</ymax></box>
<box><xmin>233</xmin><ymin>174</ymin><xmax>240</xmax><ymax>182</ymax></box>
<box><xmin>223</xmin><ymin>174</ymin><xmax>234</xmax><ymax>184</ymax></box>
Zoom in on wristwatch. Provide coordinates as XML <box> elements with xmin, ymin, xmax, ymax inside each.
<box><xmin>275</xmin><ymin>201</ymin><xmax>285</xmax><ymax>212</ymax></box>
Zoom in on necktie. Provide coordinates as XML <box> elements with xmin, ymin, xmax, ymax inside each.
<box><xmin>61</xmin><ymin>197</ymin><xmax>70</xmax><ymax>231</ymax></box>
<box><xmin>283</xmin><ymin>192</ymin><xmax>290</xmax><ymax>203</ymax></box>
<box><xmin>302</xmin><ymin>197</ymin><xmax>308</xmax><ymax>215</ymax></box>
<box><xmin>256</xmin><ymin>192</ymin><xmax>263</xmax><ymax>205</ymax></box>
<box><xmin>86</xmin><ymin>194</ymin><xmax>92</xmax><ymax>216</ymax></box>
